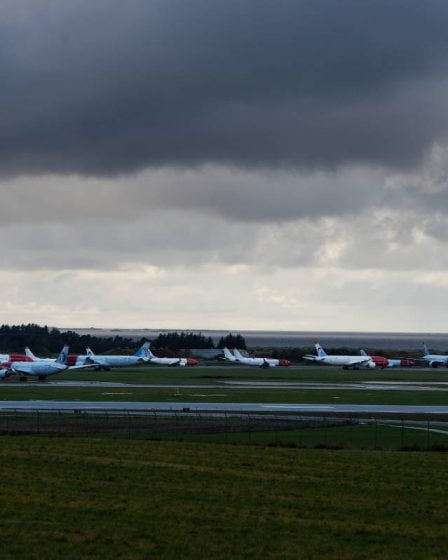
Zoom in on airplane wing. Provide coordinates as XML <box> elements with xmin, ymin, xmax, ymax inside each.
<box><xmin>168</xmin><ymin>359</ymin><xmax>182</xmax><ymax>367</ymax></box>
<box><xmin>67</xmin><ymin>364</ymin><xmax>100</xmax><ymax>370</ymax></box>
<box><xmin>303</xmin><ymin>355</ymin><xmax>324</xmax><ymax>362</ymax></box>
<box><xmin>347</xmin><ymin>358</ymin><xmax>371</xmax><ymax>366</ymax></box>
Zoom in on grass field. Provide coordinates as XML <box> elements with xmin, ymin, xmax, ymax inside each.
<box><xmin>2</xmin><ymin>409</ymin><xmax>448</xmax><ymax>450</ymax></box>
<box><xmin>6</xmin><ymin>363</ymin><xmax>448</xmax><ymax>385</ymax></box>
<box><xmin>1</xmin><ymin>436</ymin><xmax>447</xmax><ymax>559</ymax></box>
<box><xmin>2</xmin><ymin>365</ymin><xmax>448</xmax><ymax>406</ymax></box>
<box><xmin>172</xmin><ymin>422</ymin><xmax>448</xmax><ymax>449</ymax></box>
<box><xmin>1</xmin><ymin>384</ymin><xmax>448</xmax><ymax>405</ymax></box>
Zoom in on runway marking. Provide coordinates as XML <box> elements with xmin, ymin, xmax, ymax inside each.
<box><xmin>101</xmin><ymin>392</ymin><xmax>133</xmax><ymax>395</ymax></box>
<box><xmin>263</xmin><ymin>404</ymin><xmax>334</xmax><ymax>410</ymax></box>
<box><xmin>190</xmin><ymin>394</ymin><xmax>227</xmax><ymax>397</ymax></box>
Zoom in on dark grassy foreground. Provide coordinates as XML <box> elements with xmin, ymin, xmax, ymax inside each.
<box><xmin>2</xmin><ymin>411</ymin><xmax>448</xmax><ymax>450</ymax></box>
<box><xmin>1</xmin><ymin>437</ymin><xmax>448</xmax><ymax>559</ymax></box>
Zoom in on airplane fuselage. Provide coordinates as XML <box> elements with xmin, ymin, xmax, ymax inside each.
<box><xmin>306</xmin><ymin>355</ymin><xmax>375</xmax><ymax>368</ymax></box>
<box><xmin>148</xmin><ymin>357</ymin><xmax>197</xmax><ymax>366</ymax></box>
<box><xmin>89</xmin><ymin>355</ymin><xmax>144</xmax><ymax>368</ymax></box>
<box><xmin>423</xmin><ymin>354</ymin><xmax>448</xmax><ymax>368</ymax></box>
<box><xmin>10</xmin><ymin>361</ymin><xmax>67</xmax><ymax>377</ymax></box>
<box><xmin>235</xmin><ymin>357</ymin><xmax>277</xmax><ymax>367</ymax></box>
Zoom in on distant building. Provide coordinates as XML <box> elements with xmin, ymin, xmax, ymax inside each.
<box><xmin>189</xmin><ymin>349</ymin><xmax>223</xmax><ymax>359</ymax></box>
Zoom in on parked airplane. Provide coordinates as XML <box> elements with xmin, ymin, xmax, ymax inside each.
<box><xmin>0</xmin><ymin>345</ymin><xmax>94</xmax><ymax>381</ymax></box>
<box><xmin>147</xmin><ymin>345</ymin><xmax>198</xmax><ymax>367</ymax></box>
<box><xmin>25</xmin><ymin>346</ymin><xmax>91</xmax><ymax>366</ymax></box>
<box><xmin>360</xmin><ymin>350</ymin><xmax>416</xmax><ymax>368</ymax></box>
<box><xmin>226</xmin><ymin>348</ymin><xmax>291</xmax><ymax>368</ymax></box>
<box><xmin>303</xmin><ymin>343</ymin><xmax>376</xmax><ymax>369</ymax></box>
<box><xmin>422</xmin><ymin>343</ymin><xmax>448</xmax><ymax>368</ymax></box>
<box><xmin>386</xmin><ymin>358</ymin><xmax>416</xmax><ymax>368</ymax></box>
<box><xmin>85</xmin><ymin>342</ymin><xmax>151</xmax><ymax>370</ymax></box>
<box><xmin>360</xmin><ymin>349</ymin><xmax>388</xmax><ymax>368</ymax></box>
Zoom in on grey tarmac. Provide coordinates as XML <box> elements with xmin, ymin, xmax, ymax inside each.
<box><xmin>1</xmin><ymin>401</ymin><xmax>448</xmax><ymax>414</ymax></box>
<box><xmin>1</xmin><ymin>380</ymin><xmax>447</xmax><ymax>391</ymax></box>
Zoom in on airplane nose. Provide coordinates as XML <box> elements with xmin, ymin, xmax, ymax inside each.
<box><xmin>279</xmin><ymin>359</ymin><xmax>291</xmax><ymax>367</ymax></box>
<box><xmin>187</xmin><ymin>358</ymin><xmax>198</xmax><ymax>366</ymax></box>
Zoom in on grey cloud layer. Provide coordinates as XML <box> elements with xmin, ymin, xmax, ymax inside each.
<box><xmin>2</xmin><ymin>0</ymin><xmax>448</xmax><ymax>176</ymax></box>
<box><xmin>1</xmin><ymin>159</ymin><xmax>448</xmax><ymax>272</ymax></box>
<box><xmin>0</xmin><ymin>166</ymin><xmax>385</xmax><ymax>224</ymax></box>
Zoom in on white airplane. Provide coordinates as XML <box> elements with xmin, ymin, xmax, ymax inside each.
<box><xmin>303</xmin><ymin>343</ymin><xmax>376</xmax><ymax>369</ymax></box>
<box><xmin>147</xmin><ymin>344</ymin><xmax>198</xmax><ymax>367</ymax></box>
<box><xmin>0</xmin><ymin>345</ymin><xmax>95</xmax><ymax>381</ymax></box>
<box><xmin>85</xmin><ymin>342</ymin><xmax>151</xmax><ymax>370</ymax></box>
<box><xmin>224</xmin><ymin>348</ymin><xmax>291</xmax><ymax>368</ymax></box>
<box><xmin>422</xmin><ymin>343</ymin><xmax>448</xmax><ymax>368</ymax></box>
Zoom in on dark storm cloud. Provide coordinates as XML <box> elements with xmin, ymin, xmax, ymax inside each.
<box><xmin>2</xmin><ymin>0</ymin><xmax>448</xmax><ymax>177</ymax></box>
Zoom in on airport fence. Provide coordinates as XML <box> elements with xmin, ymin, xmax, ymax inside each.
<box><xmin>0</xmin><ymin>409</ymin><xmax>447</xmax><ymax>450</ymax></box>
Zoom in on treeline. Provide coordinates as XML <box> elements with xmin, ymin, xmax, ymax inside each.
<box><xmin>0</xmin><ymin>325</ymin><xmax>249</xmax><ymax>355</ymax></box>
<box><xmin>0</xmin><ymin>324</ymin><xmax>143</xmax><ymax>355</ymax></box>
<box><xmin>152</xmin><ymin>332</ymin><xmax>215</xmax><ymax>350</ymax></box>
<box><xmin>151</xmin><ymin>332</ymin><xmax>247</xmax><ymax>350</ymax></box>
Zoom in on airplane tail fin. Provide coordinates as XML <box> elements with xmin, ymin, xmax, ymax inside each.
<box><xmin>25</xmin><ymin>346</ymin><xmax>39</xmax><ymax>361</ymax></box>
<box><xmin>315</xmin><ymin>343</ymin><xmax>327</xmax><ymax>358</ymax></box>
<box><xmin>134</xmin><ymin>341</ymin><xmax>150</xmax><ymax>360</ymax></box>
<box><xmin>144</xmin><ymin>342</ymin><xmax>156</xmax><ymax>359</ymax></box>
<box><xmin>423</xmin><ymin>342</ymin><xmax>430</xmax><ymax>356</ymax></box>
<box><xmin>86</xmin><ymin>347</ymin><xmax>95</xmax><ymax>357</ymax></box>
<box><xmin>359</xmin><ymin>349</ymin><xmax>368</xmax><ymax>356</ymax></box>
<box><xmin>223</xmin><ymin>347</ymin><xmax>236</xmax><ymax>361</ymax></box>
<box><xmin>56</xmin><ymin>345</ymin><xmax>69</xmax><ymax>365</ymax></box>
<box><xmin>232</xmin><ymin>348</ymin><xmax>245</xmax><ymax>360</ymax></box>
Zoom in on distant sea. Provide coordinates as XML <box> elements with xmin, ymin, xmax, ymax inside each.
<box><xmin>65</xmin><ymin>328</ymin><xmax>448</xmax><ymax>351</ymax></box>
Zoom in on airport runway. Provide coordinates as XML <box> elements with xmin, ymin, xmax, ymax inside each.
<box><xmin>1</xmin><ymin>400</ymin><xmax>448</xmax><ymax>414</ymax></box>
<box><xmin>220</xmin><ymin>381</ymin><xmax>448</xmax><ymax>392</ymax></box>
<box><xmin>1</xmin><ymin>380</ymin><xmax>447</xmax><ymax>391</ymax></box>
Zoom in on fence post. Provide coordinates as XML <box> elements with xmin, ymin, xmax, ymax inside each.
<box><xmin>374</xmin><ymin>417</ymin><xmax>378</xmax><ymax>448</ymax></box>
<box><xmin>401</xmin><ymin>418</ymin><xmax>404</xmax><ymax>448</ymax></box>
<box><xmin>350</xmin><ymin>416</ymin><xmax>354</xmax><ymax>447</ymax></box>
<box><xmin>175</xmin><ymin>411</ymin><xmax>179</xmax><ymax>441</ymax></box>
<box><xmin>153</xmin><ymin>410</ymin><xmax>158</xmax><ymax>439</ymax></box>
<box><xmin>427</xmin><ymin>419</ymin><xmax>430</xmax><ymax>450</ymax></box>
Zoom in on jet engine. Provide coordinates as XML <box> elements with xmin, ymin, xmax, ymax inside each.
<box><xmin>0</xmin><ymin>362</ymin><xmax>11</xmax><ymax>378</ymax></box>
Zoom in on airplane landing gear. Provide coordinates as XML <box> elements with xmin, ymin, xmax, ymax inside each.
<box><xmin>38</xmin><ymin>375</ymin><xmax>47</xmax><ymax>382</ymax></box>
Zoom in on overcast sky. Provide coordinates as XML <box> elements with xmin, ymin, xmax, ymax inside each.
<box><xmin>2</xmin><ymin>0</ymin><xmax>448</xmax><ymax>331</ymax></box>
